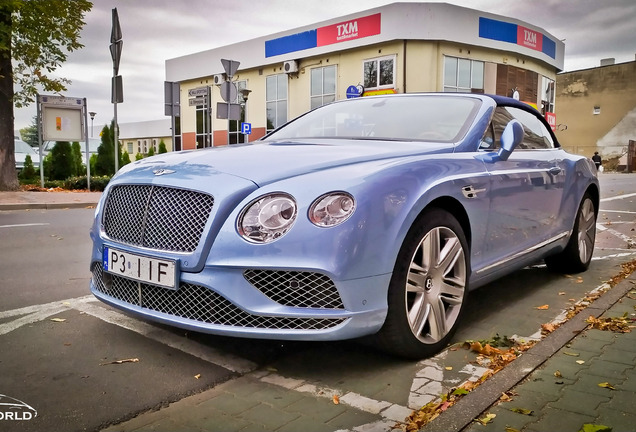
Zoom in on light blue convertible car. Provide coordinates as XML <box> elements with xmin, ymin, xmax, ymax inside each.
<box><xmin>90</xmin><ymin>93</ymin><xmax>599</xmax><ymax>358</ymax></box>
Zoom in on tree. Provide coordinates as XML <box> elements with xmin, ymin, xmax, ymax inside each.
<box><xmin>147</xmin><ymin>146</ymin><xmax>155</xmax><ymax>157</ymax></box>
<box><xmin>0</xmin><ymin>0</ymin><xmax>93</xmax><ymax>190</ymax></box>
<box><xmin>95</xmin><ymin>122</ymin><xmax>117</xmax><ymax>176</ymax></box>
<box><xmin>121</xmin><ymin>151</ymin><xmax>131</xmax><ymax>167</ymax></box>
<box><xmin>19</xmin><ymin>117</ymin><xmax>38</xmax><ymax>147</ymax></box>
<box><xmin>71</xmin><ymin>141</ymin><xmax>84</xmax><ymax>176</ymax></box>
<box><xmin>49</xmin><ymin>141</ymin><xmax>74</xmax><ymax>180</ymax></box>
<box><xmin>158</xmin><ymin>139</ymin><xmax>167</xmax><ymax>154</ymax></box>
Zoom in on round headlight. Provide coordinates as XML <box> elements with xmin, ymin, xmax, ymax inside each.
<box><xmin>238</xmin><ymin>193</ymin><xmax>297</xmax><ymax>243</ymax></box>
<box><xmin>309</xmin><ymin>192</ymin><xmax>356</xmax><ymax>227</ymax></box>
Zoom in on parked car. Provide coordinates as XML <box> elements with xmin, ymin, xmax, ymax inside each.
<box><xmin>14</xmin><ymin>138</ymin><xmax>40</xmax><ymax>172</ymax></box>
<box><xmin>89</xmin><ymin>93</ymin><xmax>599</xmax><ymax>358</ymax></box>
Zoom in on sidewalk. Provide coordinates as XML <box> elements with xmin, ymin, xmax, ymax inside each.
<box><xmin>3</xmin><ymin>190</ymin><xmax>636</xmax><ymax>432</ymax></box>
<box><xmin>0</xmin><ymin>189</ymin><xmax>101</xmax><ymax>210</ymax></box>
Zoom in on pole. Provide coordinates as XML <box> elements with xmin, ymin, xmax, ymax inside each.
<box><xmin>84</xmin><ymin>99</ymin><xmax>91</xmax><ymax>191</ymax></box>
<box><xmin>36</xmin><ymin>95</ymin><xmax>44</xmax><ymax>188</ymax></box>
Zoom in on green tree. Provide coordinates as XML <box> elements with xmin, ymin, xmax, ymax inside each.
<box><xmin>158</xmin><ymin>139</ymin><xmax>167</xmax><ymax>154</ymax></box>
<box><xmin>49</xmin><ymin>141</ymin><xmax>73</xmax><ymax>180</ymax></box>
<box><xmin>135</xmin><ymin>152</ymin><xmax>143</xmax><ymax>161</ymax></box>
<box><xmin>121</xmin><ymin>151</ymin><xmax>131</xmax><ymax>167</ymax></box>
<box><xmin>0</xmin><ymin>0</ymin><xmax>93</xmax><ymax>191</ymax></box>
<box><xmin>147</xmin><ymin>146</ymin><xmax>155</xmax><ymax>157</ymax></box>
<box><xmin>71</xmin><ymin>141</ymin><xmax>84</xmax><ymax>175</ymax></box>
<box><xmin>95</xmin><ymin>122</ymin><xmax>116</xmax><ymax>176</ymax></box>
<box><xmin>18</xmin><ymin>154</ymin><xmax>36</xmax><ymax>180</ymax></box>
<box><xmin>19</xmin><ymin>116</ymin><xmax>38</xmax><ymax>147</ymax></box>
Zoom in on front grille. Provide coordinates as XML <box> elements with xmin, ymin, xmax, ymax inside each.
<box><xmin>244</xmin><ymin>269</ymin><xmax>344</xmax><ymax>309</ymax></box>
<box><xmin>103</xmin><ymin>185</ymin><xmax>214</xmax><ymax>253</ymax></box>
<box><xmin>92</xmin><ymin>264</ymin><xmax>345</xmax><ymax>331</ymax></box>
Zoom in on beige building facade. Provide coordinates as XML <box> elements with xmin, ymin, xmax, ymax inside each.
<box><xmin>555</xmin><ymin>59</ymin><xmax>636</xmax><ymax>161</ymax></box>
<box><xmin>165</xmin><ymin>3</ymin><xmax>565</xmax><ymax>150</ymax></box>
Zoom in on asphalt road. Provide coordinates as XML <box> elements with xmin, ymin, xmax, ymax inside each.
<box><xmin>0</xmin><ymin>173</ymin><xmax>634</xmax><ymax>432</ymax></box>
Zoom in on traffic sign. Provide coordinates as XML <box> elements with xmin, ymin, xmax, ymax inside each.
<box><xmin>216</xmin><ymin>102</ymin><xmax>241</xmax><ymax>120</ymax></box>
<box><xmin>346</xmin><ymin>85</ymin><xmax>361</xmax><ymax>98</ymax></box>
<box><xmin>189</xmin><ymin>97</ymin><xmax>207</xmax><ymax>106</ymax></box>
<box><xmin>221</xmin><ymin>59</ymin><xmax>240</xmax><ymax>78</ymax></box>
<box><xmin>241</xmin><ymin>122</ymin><xmax>252</xmax><ymax>135</ymax></box>
<box><xmin>220</xmin><ymin>81</ymin><xmax>237</xmax><ymax>103</ymax></box>
<box><xmin>188</xmin><ymin>87</ymin><xmax>208</xmax><ymax>97</ymax></box>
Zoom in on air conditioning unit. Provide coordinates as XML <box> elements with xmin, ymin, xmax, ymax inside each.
<box><xmin>213</xmin><ymin>73</ymin><xmax>226</xmax><ymax>85</ymax></box>
<box><xmin>283</xmin><ymin>60</ymin><xmax>298</xmax><ymax>73</ymax></box>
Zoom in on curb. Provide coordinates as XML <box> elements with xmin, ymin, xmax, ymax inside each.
<box><xmin>421</xmin><ymin>271</ymin><xmax>636</xmax><ymax>432</ymax></box>
<box><xmin>0</xmin><ymin>202</ymin><xmax>98</xmax><ymax>211</ymax></box>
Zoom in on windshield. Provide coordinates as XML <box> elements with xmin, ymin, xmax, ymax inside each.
<box><xmin>264</xmin><ymin>95</ymin><xmax>481</xmax><ymax>143</ymax></box>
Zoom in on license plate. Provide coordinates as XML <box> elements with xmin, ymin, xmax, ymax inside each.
<box><xmin>103</xmin><ymin>247</ymin><xmax>177</xmax><ymax>289</ymax></box>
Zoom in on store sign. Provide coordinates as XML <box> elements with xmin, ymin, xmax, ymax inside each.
<box><xmin>478</xmin><ymin>17</ymin><xmax>556</xmax><ymax>59</ymax></box>
<box><xmin>545</xmin><ymin>112</ymin><xmax>556</xmax><ymax>132</ymax></box>
<box><xmin>265</xmin><ymin>13</ymin><xmax>381</xmax><ymax>57</ymax></box>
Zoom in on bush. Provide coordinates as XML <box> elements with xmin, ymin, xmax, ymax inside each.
<box><xmin>147</xmin><ymin>146</ymin><xmax>155</xmax><ymax>157</ymax></box>
<box><xmin>19</xmin><ymin>154</ymin><xmax>38</xmax><ymax>180</ymax></box>
<box><xmin>64</xmin><ymin>175</ymin><xmax>111</xmax><ymax>191</ymax></box>
<box><xmin>121</xmin><ymin>151</ymin><xmax>131</xmax><ymax>166</ymax></box>
<box><xmin>158</xmin><ymin>140</ymin><xmax>167</xmax><ymax>154</ymax></box>
<box><xmin>135</xmin><ymin>152</ymin><xmax>143</xmax><ymax>161</ymax></box>
<box><xmin>49</xmin><ymin>141</ymin><xmax>74</xmax><ymax>180</ymax></box>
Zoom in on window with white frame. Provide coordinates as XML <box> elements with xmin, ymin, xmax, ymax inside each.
<box><xmin>311</xmin><ymin>65</ymin><xmax>336</xmax><ymax>110</ymax></box>
<box><xmin>363</xmin><ymin>55</ymin><xmax>395</xmax><ymax>90</ymax></box>
<box><xmin>443</xmin><ymin>56</ymin><xmax>484</xmax><ymax>93</ymax></box>
<box><xmin>127</xmin><ymin>142</ymin><xmax>133</xmax><ymax>154</ymax></box>
<box><xmin>540</xmin><ymin>76</ymin><xmax>555</xmax><ymax>115</ymax></box>
<box><xmin>266</xmin><ymin>74</ymin><xmax>287</xmax><ymax>132</ymax></box>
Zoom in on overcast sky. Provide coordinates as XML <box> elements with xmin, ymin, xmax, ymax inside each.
<box><xmin>13</xmin><ymin>0</ymin><xmax>636</xmax><ymax>132</ymax></box>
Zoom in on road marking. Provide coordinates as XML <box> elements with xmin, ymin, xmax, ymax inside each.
<box><xmin>599</xmin><ymin>209</ymin><xmax>636</xmax><ymax>215</ymax></box>
<box><xmin>0</xmin><ymin>295</ymin><xmax>257</xmax><ymax>374</ymax></box>
<box><xmin>0</xmin><ymin>223</ymin><xmax>50</xmax><ymax>229</ymax></box>
<box><xmin>600</xmin><ymin>192</ymin><xmax>636</xmax><ymax>202</ymax></box>
<box><xmin>597</xmin><ymin>224</ymin><xmax>636</xmax><ymax>247</ymax></box>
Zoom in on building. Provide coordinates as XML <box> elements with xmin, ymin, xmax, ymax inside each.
<box><xmin>117</xmin><ymin>119</ymin><xmax>172</xmax><ymax>159</ymax></box>
<box><xmin>555</xmin><ymin>58</ymin><xmax>636</xmax><ymax>164</ymax></box>
<box><xmin>165</xmin><ymin>2</ymin><xmax>564</xmax><ymax>150</ymax></box>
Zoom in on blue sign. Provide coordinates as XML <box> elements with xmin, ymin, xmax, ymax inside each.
<box><xmin>346</xmin><ymin>85</ymin><xmax>361</xmax><ymax>99</ymax></box>
<box><xmin>241</xmin><ymin>122</ymin><xmax>252</xmax><ymax>135</ymax></box>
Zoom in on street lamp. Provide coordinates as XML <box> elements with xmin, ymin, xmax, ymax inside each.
<box><xmin>89</xmin><ymin>112</ymin><xmax>96</xmax><ymax>137</ymax></box>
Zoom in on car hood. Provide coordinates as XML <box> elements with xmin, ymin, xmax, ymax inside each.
<box><xmin>117</xmin><ymin>139</ymin><xmax>452</xmax><ymax>186</ymax></box>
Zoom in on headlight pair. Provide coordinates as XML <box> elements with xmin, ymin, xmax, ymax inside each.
<box><xmin>238</xmin><ymin>192</ymin><xmax>355</xmax><ymax>244</ymax></box>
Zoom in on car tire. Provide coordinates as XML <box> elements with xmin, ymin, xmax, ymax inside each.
<box><xmin>374</xmin><ymin>208</ymin><xmax>469</xmax><ymax>359</ymax></box>
<box><xmin>545</xmin><ymin>193</ymin><xmax>596</xmax><ymax>274</ymax></box>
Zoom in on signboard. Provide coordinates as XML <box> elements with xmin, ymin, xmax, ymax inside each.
<box><xmin>545</xmin><ymin>112</ymin><xmax>556</xmax><ymax>132</ymax></box>
<box><xmin>221</xmin><ymin>59</ymin><xmax>240</xmax><ymax>78</ymax></box>
<box><xmin>241</xmin><ymin>122</ymin><xmax>252</xmax><ymax>135</ymax></box>
<box><xmin>189</xmin><ymin>97</ymin><xmax>207</xmax><ymax>107</ymax></box>
<box><xmin>346</xmin><ymin>85</ymin><xmax>362</xmax><ymax>98</ymax></box>
<box><xmin>42</xmin><ymin>107</ymin><xmax>84</xmax><ymax>141</ymax></box>
<box><xmin>216</xmin><ymin>102</ymin><xmax>241</xmax><ymax>120</ymax></box>
<box><xmin>188</xmin><ymin>87</ymin><xmax>208</xmax><ymax>97</ymax></box>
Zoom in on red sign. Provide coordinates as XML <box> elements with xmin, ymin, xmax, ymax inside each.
<box><xmin>517</xmin><ymin>25</ymin><xmax>543</xmax><ymax>52</ymax></box>
<box><xmin>545</xmin><ymin>112</ymin><xmax>556</xmax><ymax>132</ymax></box>
<box><xmin>317</xmin><ymin>13</ymin><xmax>381</xmax><ymax>47</ymax></box>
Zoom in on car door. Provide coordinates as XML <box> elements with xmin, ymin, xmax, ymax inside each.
<box><xmin>482</xmin><ymin>105</ymin><xmax>566</xmax><ymax>264</ymax></box>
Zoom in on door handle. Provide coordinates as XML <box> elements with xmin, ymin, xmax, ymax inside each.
<box><xmin>549</xmin><ymin>166</ymin><xmax>562</xmax><ymax>175</ymax></box>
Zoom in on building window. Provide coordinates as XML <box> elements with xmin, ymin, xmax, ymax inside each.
<box><xmin>311</xmin><ymin>65</ymin><xmax>336</xmax><ymax>110</ymax></box>
<box><xmin>266</xmin><ymin>74</ymin><xmax>287</xmax><ymax>132</ymax></box>
<box><xmin>229</xmin><ymin>80</ymin><xmax>248</xmax><ymax>145</ymax></box>
<box><xmin>540</xmin><ymin>76</ymin><xmax>555</xmax><ymax>115</ymax></box>
<box><xmin>152</xmin><ymin>139</ymin><xmax>157</xmax><ymax>152</ymax></box>
<box><xmin>443</xmin><ymin>56</ymin><xmax>484</xmax><ymax>93</ymax></box>
<box><xmin>127</xmin><ymin>142</ymin><xmax>133</xmax><ymax>154</ymax></box>
<box><xmin>143</xmin><ymin>140</ymin><xmax>147</xmax><ymax>154</ymax></box>
<box><xmin>196</xmin><ymin>92</ymin><xmax>211</xmax><ymax>148</ymax></box>
<box><xmin>137</xmin><ymin>141</ymin><xmax>141</xmax><ymax>154</ymax></box>
<box><xmin>363</xmin><ymin>56</ymin><xmax>395</xmax><ymax>90</ymax></box>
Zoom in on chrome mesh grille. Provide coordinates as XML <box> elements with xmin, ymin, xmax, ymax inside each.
<box><xmin>92</xmin><ymin>264</ymin><xmax>345</xmax><ymax>331</ymax></box>
<box><xmin>103</xmin><ymin>185</ymin><xmax>214</xmax><ymax>253</ymax></box>
<box><xmin>244</xmin><ymin>269</ymin><xmax>344</xmax><ymax>309</ymax></box>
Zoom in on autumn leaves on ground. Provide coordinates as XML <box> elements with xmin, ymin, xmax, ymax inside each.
<box><xmin>397</xmin><ymin>259</ymin><xmax>636</xmax><ymax>432</ymax></box>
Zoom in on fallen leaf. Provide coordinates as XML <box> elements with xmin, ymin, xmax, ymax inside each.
<box><xmin>50</xmin><ymin>318</ymin><xmax>66</xmax><ymax>322</ymax></box>
<box><xmin>194</xmin><ymin>374</ymin><xmax>201</xmax><ymax>379</ymax></box>
<box><xmin>542</xmin><ymin>323</ymin><xmax>557</xmax><ymax>334</ymax></box>
<box><xmin>535</xmin><ymin>304</ymin><xmax>549</xmax><ymax>310</ymax></box>
<box><xmin>510</xmin><ymin>407</ymin><xmax>534</xmax><ymax>416</ymax></box>
<box><xmin>576</xmin><ymin>360</ymin><xmax>586</xmax><ymax>364</ymax></box>
<box><xmin>445</xmin><ymin>366</ymin><xmax>453</xmax><ymax>371</ymax></box>
<box><xmin>598</xmin><ymin>382</ymin><xmax>615</xmax><ymax>390</ymax></box>
<box><xmin>580</xmin><ymin>424</ymin><xmax>613</xmax><ymax>432</ymax></box>
<box><xmin>452</xmin><ymin>388</ymin><xmax>469</xmax><ymax>396</ymax></box>
<box><xmin>558</xmin><ymin>291</ymin><xmax>566</xmax><ymax>296</ymax></box>
<box><xmin>332</xmin><ymin>395</ymin><xmax>340</xmax><ymax>405</ymax></box>
<box><xmin>563</xmin><ymin>351</ymin><xmax>580</xmax><ymax>357</ymax></box>
<box><xmin>474</xmin><ymin>413</ymin><xmax>496</xmax><ymax>426</ymax></box>
<box><xmin>506</xmin><ymin>428</ymin><xmax>522</xmax><ymax>432</ymax></box>
<box><xmin>100</xmin><ymin>358</ymin><xmax>140</xmax><ymax>366</ymax></box>
<box><xmin>554</xmin><ymin>370</ymin><xmax>562</xmax><ymax>378</ymax></box>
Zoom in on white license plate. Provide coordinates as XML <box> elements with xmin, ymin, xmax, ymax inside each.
<box><xmin>103</xmin><ymin>247</ymin><xmax>177</xmax><ymax>289</ymax></box>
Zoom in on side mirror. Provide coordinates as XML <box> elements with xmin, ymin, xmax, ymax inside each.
<box><xmin>497</xmin><ymin>119</ymin><xmax>524</xmax><ymax>161</ymax></box>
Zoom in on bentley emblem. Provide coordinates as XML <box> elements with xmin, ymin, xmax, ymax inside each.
<box><xmin>153</xmin><ymin>169</ymin><xmax>176</xmax><ymax>176</ymax></box>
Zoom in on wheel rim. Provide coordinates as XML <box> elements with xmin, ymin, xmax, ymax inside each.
<box><xmin>405</xmin><ymin>226</ymin><xmax>466</xmax><ymax>344</ymax></box>
<box><xmin>577</xmin><ymin>198</ymin><xmax>596</xmax><ymax>264</ymax></box>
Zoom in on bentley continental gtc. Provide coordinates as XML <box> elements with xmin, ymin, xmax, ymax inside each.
<box><xmin>90</xmin><ymin>93</ymin><xmax>599</xmax><ymax>358</ymax></box>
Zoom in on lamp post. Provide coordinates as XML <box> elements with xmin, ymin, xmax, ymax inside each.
<box><xmin>239</xmin><ymin>88</ymin><xmax>251</xmax><ymax>143</ymax></box>
<box><xmin>89</xmin><ymin>112</ymin><xmax>96</xmax><ymax>137</ymax></box>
